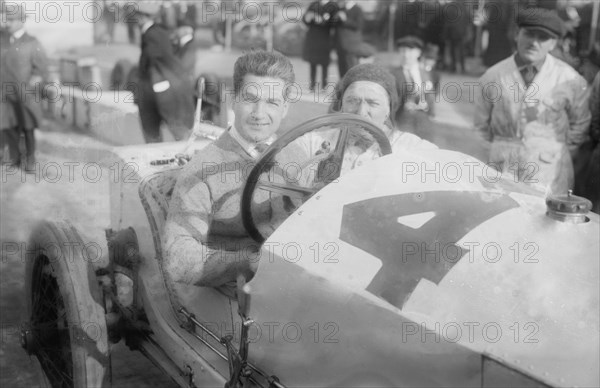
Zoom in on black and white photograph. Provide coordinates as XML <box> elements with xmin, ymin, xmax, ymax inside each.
<box><xmin>1</xmin><ymin>0</ymin><xmax>599</xmax><ymax>387</ymax></box>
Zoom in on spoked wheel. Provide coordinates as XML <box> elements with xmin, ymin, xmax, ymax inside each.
<box><xmin>23</xmin><ymin>221</ymin><xmax>110</xmax><ymax>387</ymax></box>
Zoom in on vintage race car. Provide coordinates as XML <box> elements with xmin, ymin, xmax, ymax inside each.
<box><xmin>21</xmin><ymin>113</ymin><xmax>599</xmax><ymax>388</ymax></box>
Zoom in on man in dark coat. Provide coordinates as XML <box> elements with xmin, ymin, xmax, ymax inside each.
<box><xmin>0</xmin><ymin>5</ymin><xmax>48</xmax><ymax>171</ymax></box>
<box><xmin>334</xmin><ymin>0</ymin><xmax>365</xmax><ymax>78</ymax></box>
<box><xmin>173</xmin><ymin>24</ymin><xmax>199</xmax><ymax>78</ymax></box>
<box><xmin>135</xmin><ymin>3</ymin><xmax>195</xmax><ymax>143</ymax></box>
<box><xmin>442</xmin><ymin>0</ymin><xmax>471</xmax><ymax>73</ymax></box>
<box><xmin>302</xmin><ymin>0</ymin><xmax>338</xmax><ymax>91</ymax></box>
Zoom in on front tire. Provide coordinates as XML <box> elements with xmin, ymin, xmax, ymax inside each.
<box><xmin>23</xmin><ymin>220</ymin><xmax>110</xmax><ymax>387</ymax></box>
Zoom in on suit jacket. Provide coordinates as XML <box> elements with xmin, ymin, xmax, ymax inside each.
<box><xmin>0</xmin><ymin>30</ymin><xmax>48</xmax><ymax>130</ymax></box>
<box><xmin>390</xmin><ymin>64</ymin><xmax>439</xmax><ymax>120</ymax></box>
<box><xmin>138</xmin><ymin>24</ymin><xmax>194</xmax><ymax>127</ymax></box>
<box><xmin>335</xmin><ymin>4</ymin><xmax>364</xmax><ymax>54</ymax></box>
<box><xmin>302</xmin><ymin>1</ymin><xmax>338</xmax><ymax>65</ymax></box>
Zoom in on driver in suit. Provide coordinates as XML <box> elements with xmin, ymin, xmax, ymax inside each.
<box><xmin>164</xmin><ymin>51</ymin><xmax>296</xmax><ymax>290</ymax></box>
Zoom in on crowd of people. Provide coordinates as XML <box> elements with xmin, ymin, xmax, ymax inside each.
<box><xmin>1</xmin><ymin>2</ymin><xmax>599</xmax><ymax>290</ymax></box>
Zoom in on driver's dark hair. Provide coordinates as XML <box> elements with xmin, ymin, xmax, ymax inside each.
<box><xmin>233</xmin><ymin>50</ymin><xmax>295</xmax><ymax>98</ymax></box>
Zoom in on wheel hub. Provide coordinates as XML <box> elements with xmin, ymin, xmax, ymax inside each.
<box><xmin>20</xmin><ymin>325</ymin><xmax>39</xmax><ymax>355</ymax></box>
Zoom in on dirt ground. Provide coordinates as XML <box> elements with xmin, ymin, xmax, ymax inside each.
<box><xmin>0</xmin><ymin>152</ymin><xmax>178</xmax><ymax>387</ymax></box>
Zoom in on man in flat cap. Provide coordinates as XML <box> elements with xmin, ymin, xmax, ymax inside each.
<box><xmin>134</xmin><ymin>2</ymin><xmax>195</xmax><ymax>143</ymax></box>
<box><xmin>474</xmin><ymin>8</ymin><xmax>590</xmax><ymax>194</ymax></box>
<box><xmin>0</xmin><ymin>3</ymin><xmax>48</xmax><ymax>171</ymax></box>
<box><xmin>389</xmin><ymin>36</ymin><xmax>439</xmax><ymax>134</ymax></box>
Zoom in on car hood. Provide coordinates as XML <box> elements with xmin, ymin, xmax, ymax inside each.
<box><xmin>246</xmin><ymin>150</ymin><xmax>599</xmax><ymax>387</ymax></box>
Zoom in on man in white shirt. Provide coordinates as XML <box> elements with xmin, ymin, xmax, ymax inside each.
<box><xmin>474</xmin><ymin>8</ymin><xmax>590</xmax><ymax>194</ymax></box>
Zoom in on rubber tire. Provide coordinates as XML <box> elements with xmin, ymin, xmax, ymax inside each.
<box><xmin>25</xmin><ymin>220</ymin><xmax>110</xmax><ymax>388</ymax></box>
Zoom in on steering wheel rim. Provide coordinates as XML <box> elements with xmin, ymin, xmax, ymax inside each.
<box><xmin>241</xmin><ymin>113</ymin><xmax>392</xmax><ymax>243</ymax></box>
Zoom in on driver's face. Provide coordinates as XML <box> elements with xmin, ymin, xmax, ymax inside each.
<box><xmin>341</xmin><ymin>81</ymin><xmax>390</xmax><ymax>128</ymax></box>
<box><xmin>233</xmin><ymin>74</ymin><xmax>289</xmax><ymax>143</ymax></box>
<box><xmin>516</xmin><ymin>28</ymin><xmax>557</xmax><ymax>64</ymax></box>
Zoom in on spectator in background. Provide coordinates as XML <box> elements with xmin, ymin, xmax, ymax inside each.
<box><xmin>474</xmin><ymin>8</ymin><xmax>590</xmax><ymax>194</ymax></box>
<box><xmin>103</xmin><ymin>0</ymin><xmax>119</xmax><ymax>43</ymax></box>
<box><xmin>390</xmin><ymin>36</ymin><xmax>439</xmax><ymax>127</ymax></box>
<box><xmin>0</xmin><ymin>32</ymin><xmax>16</xmax><ymax>164</ymax></box>
<box><xmin>173</xmin><ymin>24</ymin><xmax>199</xmax><ymax>77</ymax></box>
<box><xmin>334</xmin><ymin>0</ymin><xmax>365</xmax><ymax>78</ymax></box>
<box><xmin>123</xmin><ymin>1</ymin><xmax>139</xmax><ymax>44</ymax></box>
<box><xmin>394</xmin><ymin>0</ymin><xmax>425</xmax><ymax>41</ymax></box>
<box><xmin>442</xmin><ymin>0</ymin><xmax>470</xmax><ymax>73</ymax></box>
<box><xmin>422</xmin><ymin>0</ymin><xmax>445</xmax><ymax>70</ymax></box>
<box><xmin>482</xmin><ymin>0</ymin><xmax>516</xmax><ymax>68</ymax></box>
<box><xmin>135</xmin><ymin>3</ymin><xmax>195</xmax><ymax>143</ymax></box>
<box><xmin>302</xmin><ymin>0</ymin><xmax>338</xmax><ymax>91</ymax></box>
<box><xmin>582</xmin><ymin>71</ymin><xmax>599</xmax><ymax>213</ymax></box>
<box><xmin>160</xmin><ymin>0</ymin><xmax>179</xmax><ymax>31</ymax></box>
<box><xmin>0</xmin><ymin>4</ymin><xmax>48</xmax><ymax>172</ymax></box>
<box><xmin>176</xmin><ymin>1</ymin><xmax>197</xmax><ymax>29</ymax></box>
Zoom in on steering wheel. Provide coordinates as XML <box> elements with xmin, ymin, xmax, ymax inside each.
<box><xmin>241</xmin><ymin>113</ymin><xmax>392</xmax><ymax>243</ymax></box>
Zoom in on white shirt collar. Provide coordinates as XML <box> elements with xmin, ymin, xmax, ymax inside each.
<box><xmin>229</xmin><ymin>126</ymin><xmax>276</xmax><ymax>159</ymax></box>
<box><xmin>12</xmin><ymin>28</ymin><xmax>25</xmax><ymax>40</ymax></box>
<box><xmin>141</xmin><ymin>20</ymin><xmax>154</xmax><ymax>35</ymax></box>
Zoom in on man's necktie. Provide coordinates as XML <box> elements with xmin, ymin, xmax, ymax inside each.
<box><xmin>254</xmin><ymin>142</ymin><xmax>269</xmax><ymax>154</ymax></box>
<box><xmin>521</xmin><ymin>65</ymin><xmax>537</xmax><ymax>88</ymax></box>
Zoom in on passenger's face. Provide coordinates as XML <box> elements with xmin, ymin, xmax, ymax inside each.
<box><xmin>233</xmin><ymin>74</ymin><xmax>289</xmax><ymax>142</ymax></box>
<box><xmin>516</xmin><ymin>28</ymin><xmax>557</xmax><ymax>64</ymax></box>
<box><xmin>341</xmin><ymin>81</ymin><xmax>390</xmax><ymax>128</ymax></box>
<box><xmin>397</xmin><ymin>46</ymin><xmax>422</xmax><ymax>66</ymax></box>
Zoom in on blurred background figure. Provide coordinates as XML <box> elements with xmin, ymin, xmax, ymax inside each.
<box><xmin>0</xmin><ymin>45</ymin><xmax>17</xmax><ymax>164</ymax></box>
<box><xmin>334</xmin><ymin>0</ymin><xmax>365</xmax><ymax>78</ymax></box>
<box><xmin>394</xmin><ymin>0</ymin><xmax>426</xmax><ymax>41</ymax></box>
<box><xmin>102</xmin><ymin>0</ymin><xmax>119</xmax><ymax>43</ymax></box>
<box><xmin>173</xmin><ymin>24</ymin><xmax>199</xmax><ymax>77</ymax></box>
<box><xmin>123</xmin><ymin>1</ymin><xmax>139</xmax><ymax>45</ymax></box>
<box><xmin>0</xmin><ymin>3</ymin><xmax>48</xmax><ymax>172</ymax></box>
<box><xmin>160</xmin><ymin>0</ymin><xmax>179</xmax><ymax>31</ymax></box>
<box><xmin>302</xmin><ymin>0</ymin><xmax>338</xmax><ymax>91</ymax></box>
<box><xmin>441</xmin><ymin>0</ymin><xmax>471</xmax><ymax>73</ymax></box>
<box><xmin>390</xmin><ymin>36</ymin><xmax>438</xmax><ymax>127</ymax></box>
<box><xmin>480</xmin><ymin>0</ymin><xmax>517</xmax><ymax>68</ymax></box>
<box><xmin>135</xmin><ymin>2</ymin><xmax>195</xmax><ymax>143</ymax></box>
<box><xmin>586</xmin><ymin>71</ymin><xmax>600</xmax><ymax>213</ymax></box>
<box><xmin>574</xmin><ymin>70</ymin><xmax>600</xmax><ymax>213</ymax></box>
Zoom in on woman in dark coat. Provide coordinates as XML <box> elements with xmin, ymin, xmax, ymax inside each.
<box><xmin>302</xmin><ymin>0</ymin><xmax>338</xmax><ymax>90</ymax></box>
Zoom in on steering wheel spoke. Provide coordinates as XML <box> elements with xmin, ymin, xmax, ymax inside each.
<box><xmin>256</xmin><ymin>181</ymin><xmax>318</xmax><ymax>200</ymax></box>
